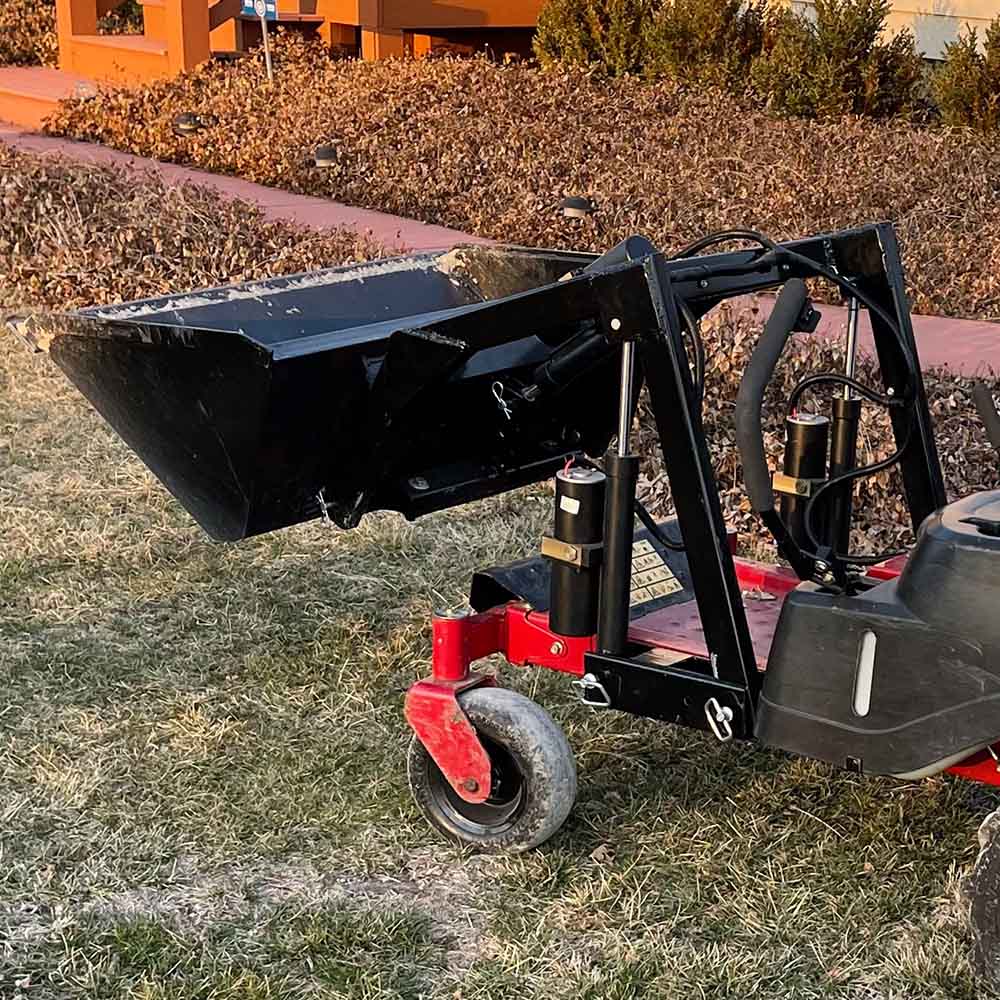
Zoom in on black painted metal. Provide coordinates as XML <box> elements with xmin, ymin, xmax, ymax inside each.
<box><xmin>40</xmin><ymin>222</ymin><xmax>954</xmax><ymax>758</ymax></box>
<box><xmin>639</xmin><ymin>255</ymin><xmax>764</xmax><ymax>709</ymax></box>
<box><xmin>585</xmin><ymin>650</ymin><xmax>751</xmax><ymax>739</ymax></box>
<box><xmin>780</xmin><ymin>414</ymin><xmax>829</xmax><ymax>552</ymax></box>
<box><xmin>597</xmin><ymin>452</ymin><xmax>639</xmax><ymax>654</ymax></box>
<box><xmin>827</xmin><ymin>396</ymin><xmax>862</xmax><ymax>554</ymax></box>
<box><xmin>45</xmin><ymin>247</ymin><xmax>624</xmax><ymax>540</ymax></box>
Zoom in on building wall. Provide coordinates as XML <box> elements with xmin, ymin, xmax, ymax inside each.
<box><xmin>792</xmin><ymin>0</ymin><xmax>998</xmax><ymax>58</ymax></box>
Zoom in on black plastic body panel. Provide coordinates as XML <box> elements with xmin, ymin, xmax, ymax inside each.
<box><xmin>757</xmin><ymin>491</ymin><xmax>1000</xmax><ymax>775</ymax></box>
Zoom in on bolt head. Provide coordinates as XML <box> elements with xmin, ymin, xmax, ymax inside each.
<box><xmin>610</xmin><ymin>317</ymin><xmax>622</xmax><ymax>332</ymax></box>
<box><xmin>550</xmin><ymin>641</ymin><xmax>565</xmax><ymax>656</ymax></box>
<box><xmin>462</xmin><ymin>778</ymin><xmax>479</xmax><ymax>793</ymax></box>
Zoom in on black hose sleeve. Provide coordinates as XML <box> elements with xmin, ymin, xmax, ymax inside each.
<box><xmin>788</xmin><ymin>374</ymin><xmax>903</xmax><ymax>414</ymax></box>
<box><xmin>973</xmin><ymin>383</ymin><xmax>1000</xmax><ymax>458</ymax></box>
<box><xmin>734</xmin><ymin>279</ymin><xmax>809</xmax><ymax>513</ymax></box>
<box><xmin>634</xmin><ymin>499</ymin><xmax>685</xmax><ymax>551</ymax></box>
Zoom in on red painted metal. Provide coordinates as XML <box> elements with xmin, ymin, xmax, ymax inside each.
<box><xmin>504</xmin><ymin>606</ymin><xmax>593</xmax><ymax>675</ymax></box>
<box><xmin>629</xmin><ymin>592</ymin><xmax>785</xmax><ymax>669</ymax></box>
<box><xmin>410</xmin><ymin>554</ymin><xmax>1000</xmax><ymax>791</ymax></box>
<box><xmin>408</xmin><ymin>605</ymin><xmax>592</xmax><ymax>802</ymax></box>
<box><xmin>431</xmin><ymin>609</ymin><xmax>504</xmax><ymax>681</ymax></box>
<box><xmin>430</xmin><ymin>605</ymin><xmax>593</xmax><ymax>681</ymax></box>
<box><xmin>732</xmin><ymin>558</ymin><xmax>800</xmax><ymax>595</ymax></box>
<box><xmin>404</xmin><ymin>673</ymin><xmax>494</xmax><ymax>803</ymax></box>
<box><xmin>947</xmin><ymin>748</ymin><xmax>1000</xmax><ymax>788</ymax></box>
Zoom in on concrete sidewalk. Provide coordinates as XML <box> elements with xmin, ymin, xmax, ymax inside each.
<box><xmin>3</xmin><ymin>123</ymin><xmax>998</xmax><ymax>374</ymax></box>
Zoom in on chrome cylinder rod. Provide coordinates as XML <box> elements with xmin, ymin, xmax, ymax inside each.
<box><xmin>844</xmin><ymin>297</ymin><xmax>860</xmax><ymax>398</ymax></box>
<box><xmin>618</xmin><ymin>341</ymin><xmax>635</xmax><ymax>457</ymax></box>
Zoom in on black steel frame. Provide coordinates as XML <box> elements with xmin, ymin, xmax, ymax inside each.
<box><xmin>577</xmin><ymin>222</ymin><xmax>944</xmax><ymax>738</ymax></box>
<box><xmin>394</xmin><ymin>222</ymin><xmax>944</xmax><ymax>739</ymax></box>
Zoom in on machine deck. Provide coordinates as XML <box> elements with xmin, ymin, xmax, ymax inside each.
<box><xmin>629</xmin><ymin>556</ymin><xmax>907</xmax><ymax>669</ymax></box>
<box><xmin>629</xmin><ymin>561</ymin><xmax>790</xmax><ymax>669</ymax></box>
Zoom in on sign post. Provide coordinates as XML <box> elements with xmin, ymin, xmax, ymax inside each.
<box><xmin>242</xmin><ymin>0</ymin><xmax>277</xmax><ymax>82</ymax></box>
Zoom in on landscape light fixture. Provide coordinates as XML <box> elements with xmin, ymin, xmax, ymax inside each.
<box><xmin>560</xmin><ymin>196</ymin><xmax>594</xmax><ymax>219</ymax></box>
<box><xmin>314</xmin><ymin>144</ymin><xmax>339</xmax><ymax>168</ymax></box>
<box><xmin>172</xmin><ymin>113</ymin><xmax>204</xmax><ymax>138</ymax></box>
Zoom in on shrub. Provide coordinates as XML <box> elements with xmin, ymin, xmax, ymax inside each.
<box><xmin>932</xmin><ymin>21</ymin><xmax>1000</xmax><ymax>130</ymax></box>
<box><xmin>0</xmin><ymin>0</ymin><xmax>59</xmax><ymax>67</ymax></box>
<box><xmin>0</xmin><ymin>0</ymin><xmax>143</xmax><ymax>68</ymax></box>
<box><xmin>643</xmin><ymin>0</ymin><xmax>770</xmax><ymax>90</ymax></box>
<box><xmin>534</xmin><ymin>0</ymin><xmax>654</xmax><ymax>76</ymax></box>
<box><xmin>535</xmin><ymin>0</ymin><xmax>921</xmax><ymax>117</ymax></box>
<box><xmin>47</xmin><ymin>41</ymin><xmax>1000</xmax><ymax>319</ymax></box>
<box><xmin>750</xmin><ymin>0</ymin><xmax>923</xmax><ymax>118</ymax></box>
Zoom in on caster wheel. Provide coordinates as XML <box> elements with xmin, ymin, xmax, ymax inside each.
<box><xmin>407</xmin><ymin>687</ymin><xmax>577</xmax><ymax>853</ymax></box>
<box><xmin>967</xmin><ymin>807</ymin><xmax>1000</xmax><ymax>985</ymax></box>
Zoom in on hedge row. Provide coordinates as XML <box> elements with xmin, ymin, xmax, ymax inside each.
<box><xmin>536</xmin><ymin>0</ymin><xmax>923</xmax><ymax>119</ymax></box>
<box><xmin>536</xmin><ymin>0</ymin><xmax>1000</xmax><ymax>128</ymax></box>
<box><xmin>0</xmin><ymin>144</ymin><xmax>382</xmax><ymax>312</ymax></box>
<box><xmin>46</xmin><ymin>36</ymin><xmax>1000</xmax><ymax>320</ymax></box>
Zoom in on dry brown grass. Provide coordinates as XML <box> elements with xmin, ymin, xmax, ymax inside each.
<box><xmin>0</xmin><ymin>0</ymin><xmax>59</xmax><ymax>67</ymax></box>
<box><xmin>47</xmin><ymin>34</ymin><xmax>1000</xmax><ymax>320</ymax></box>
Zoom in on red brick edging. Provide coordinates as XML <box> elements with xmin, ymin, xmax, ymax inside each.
<box><xmin>0</xmin><ymin>125</ymin><xmax>482</xmax><ymax>254</ymax></box>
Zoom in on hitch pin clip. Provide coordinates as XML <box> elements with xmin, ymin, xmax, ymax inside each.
<box><xmin>492</xmin><ymin>381</ymin><xmax>513</xmax><ymax>420</ymax></box>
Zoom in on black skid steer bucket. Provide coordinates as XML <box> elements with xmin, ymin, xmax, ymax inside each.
<box><xmin>14</xmin><ymin>242</ymin><xmax>649</xmax><ymax>541</ymax></box>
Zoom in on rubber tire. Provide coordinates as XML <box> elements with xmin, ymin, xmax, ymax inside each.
<box><xmin>407</xmin><ymin>687</ymin><xmax>577</xmax><ymax>853</ymax></box>
<box><xmin>966</xmin><ymin>807</ymin><xmax>1000</xmax><ymax>986</ymax></box>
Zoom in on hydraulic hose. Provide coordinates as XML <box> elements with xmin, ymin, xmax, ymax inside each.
<box><xmin>734</xmin><ymin>279</ymin><xmax>809</xmax><ymax>514</ymax></box>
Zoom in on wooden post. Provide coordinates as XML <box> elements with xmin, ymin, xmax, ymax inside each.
<box><xmin>164</xmin><ymin>0</ymin><xmax>212</xmax><ymax>75</ymax></box>
<box><xmin>55</xmin><ymin>0</ymin><xmax>98</xmax><ymax>71</ymax></box>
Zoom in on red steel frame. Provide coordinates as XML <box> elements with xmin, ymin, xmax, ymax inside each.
<box><xmin>404</xmin><ymin>557</ymin><xmax>1000</xmax><ymax>803</ymax></box>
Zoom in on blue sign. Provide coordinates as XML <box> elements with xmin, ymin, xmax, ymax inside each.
<box><xmin>242</xmin><ymin>0</ymin><xmax>277</xmax><ymax>19</ymax></box>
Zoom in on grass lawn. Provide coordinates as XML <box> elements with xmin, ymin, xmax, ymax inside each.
<box><xmin>2</xmin><ymin>146</ymin><xmax>999</xmax><ymax>1000</ymax></box>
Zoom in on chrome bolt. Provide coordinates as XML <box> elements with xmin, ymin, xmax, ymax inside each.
<box><xmin>462</xmin><ymin>778</ymin><xmax>479</xmax><ymax>793</ymax></box>
<box><xmin>550</xmin><ymin>641</ymin><xmax>565</xmax><ymax>656</ymax></box>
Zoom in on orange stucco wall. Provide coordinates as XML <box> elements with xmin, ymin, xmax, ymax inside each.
<box><xmin>324</xmin><ymin>0</ymin><xmax>545</xmax><ymax>30</ymax></box>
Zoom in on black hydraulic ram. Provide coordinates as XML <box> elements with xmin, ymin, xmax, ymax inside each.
<box><xmin>545</xmin><ymin>466</ymin><xmax>606</xmax><ymax>636</ymax></box>
<box><xmin>779</xmin><ymin>413</ymin><xmax>829</xmax><ymax>552</ymax></box>
<box><xmin>826</xmin><ymin>297</ymin><xmax>862</xmax><ymax>555</ymax></box>
<box><xmin>598</xmin><ymin>341</ymin><xmax>640</xmax><ymax>655</ymax></box>
<box><xmin>827</xmin><ymin>395</ymin><xmax>861</xmax><ymax>554</ymax></box>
